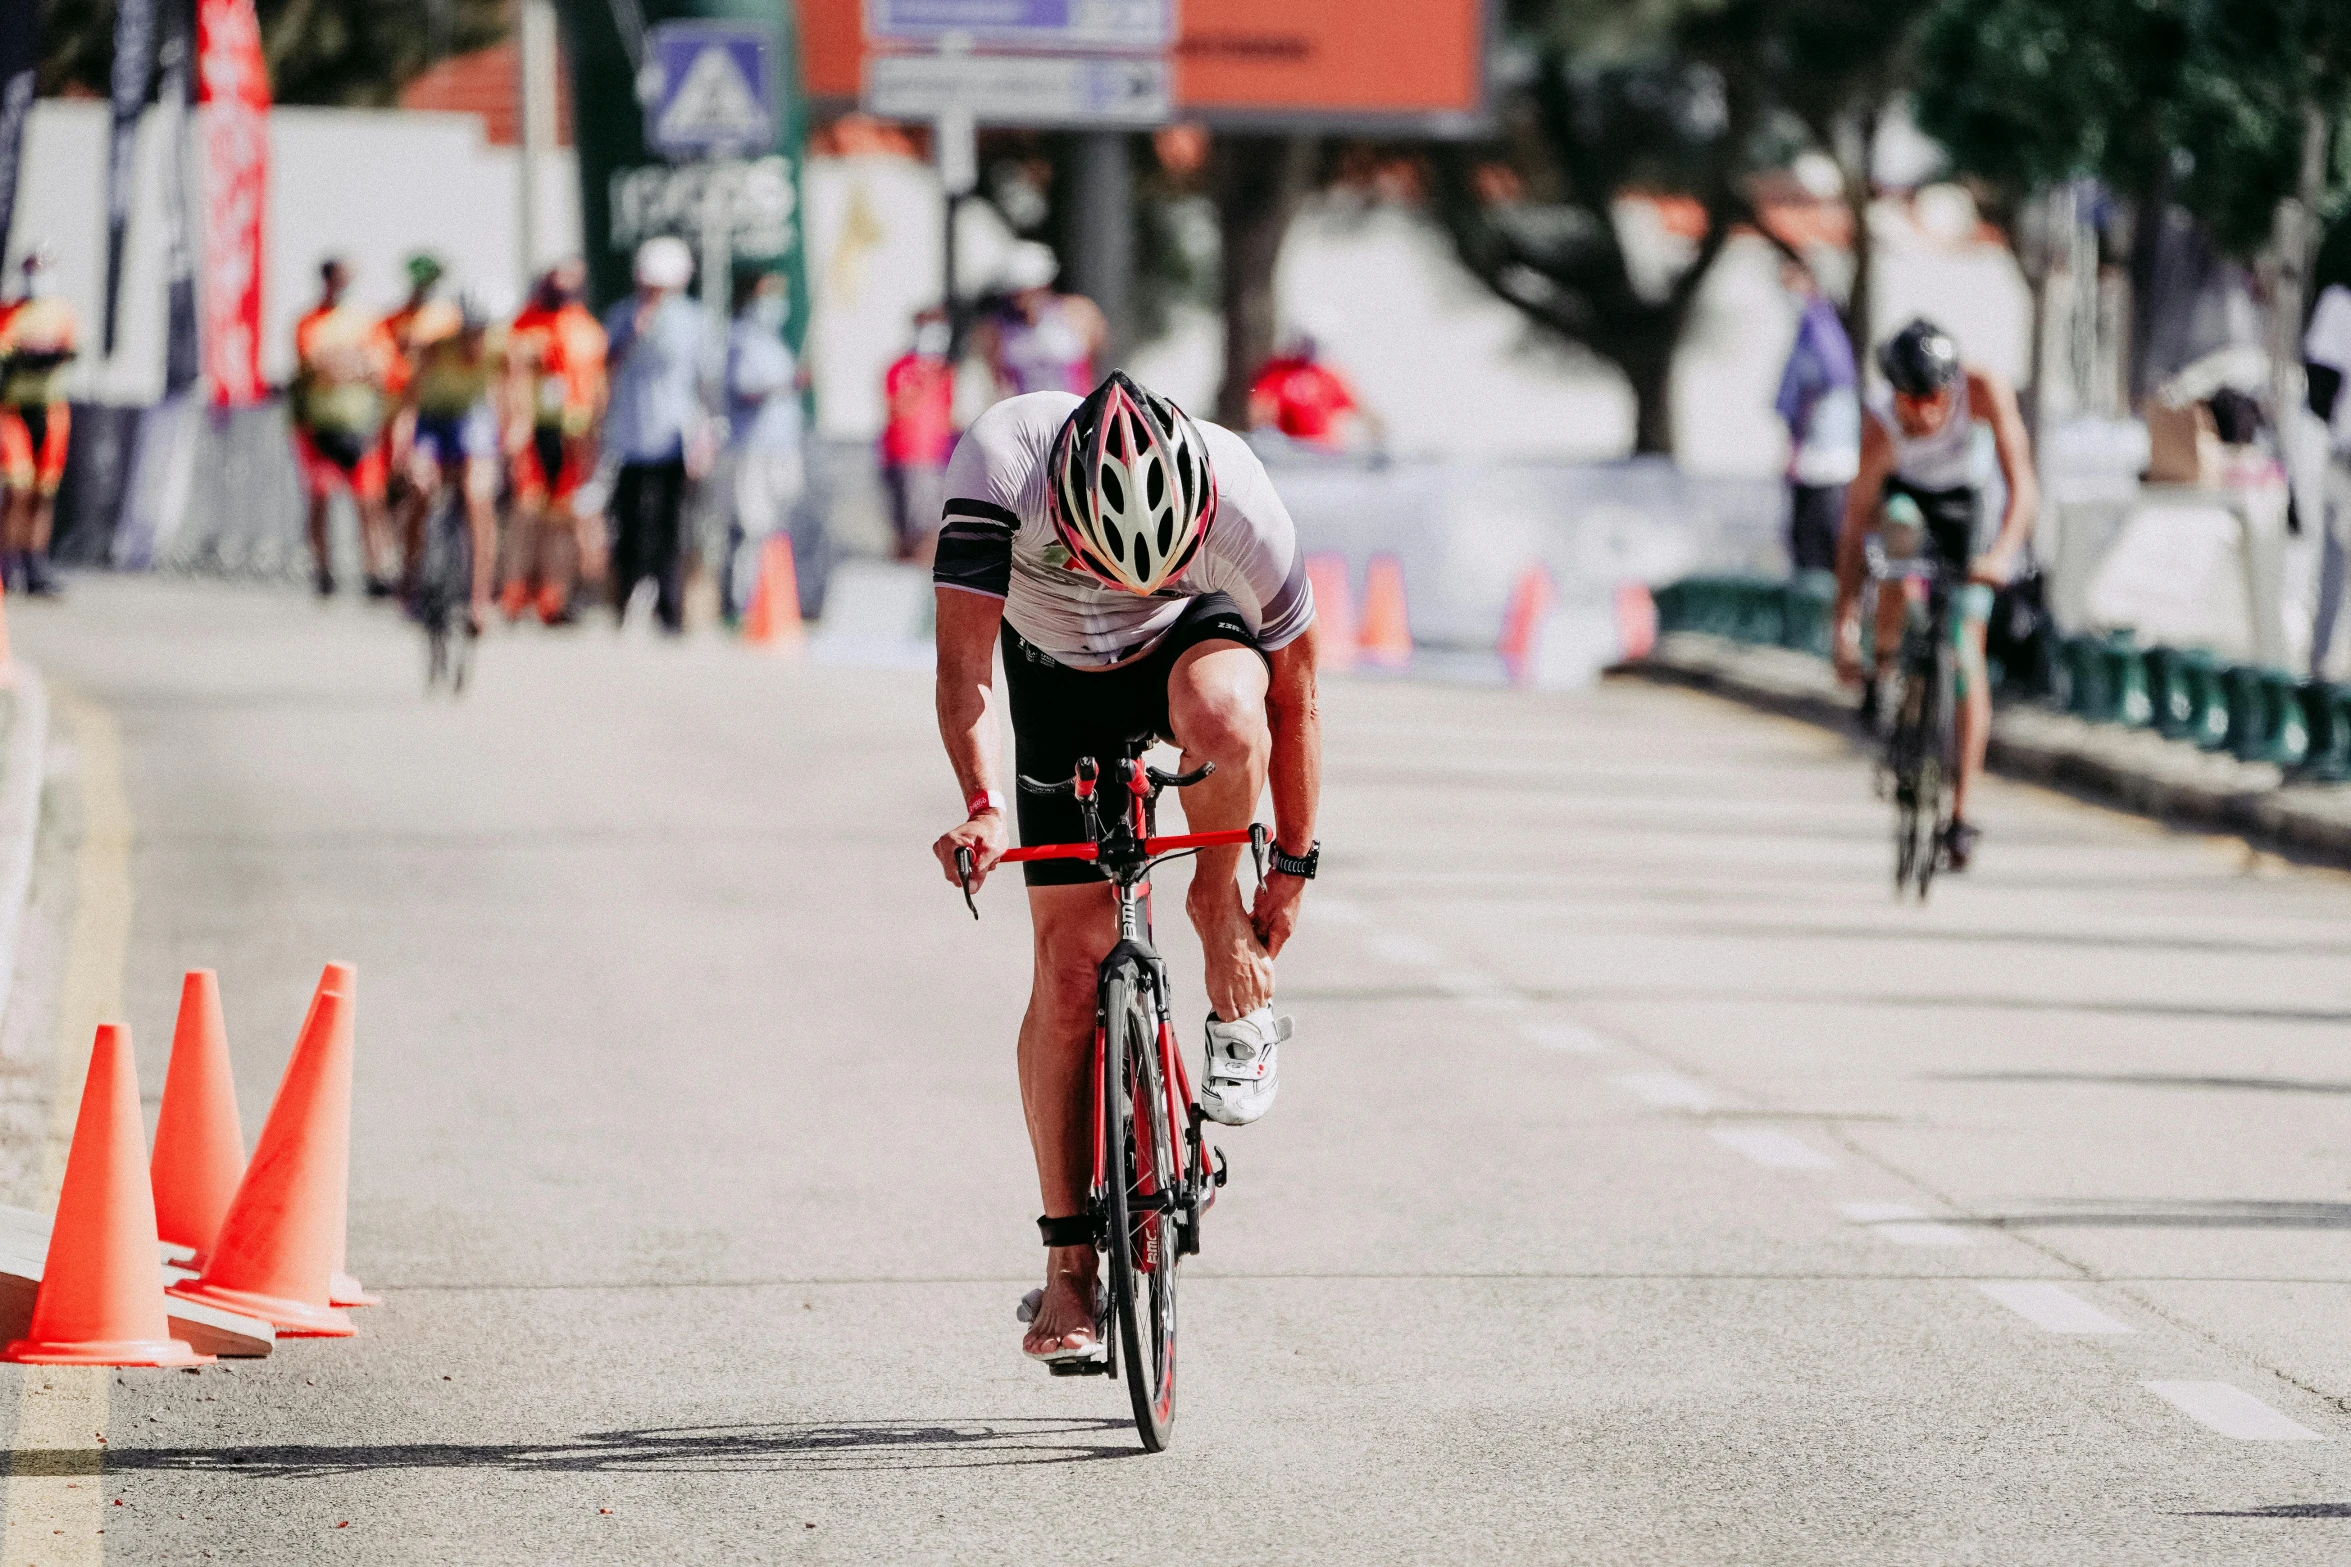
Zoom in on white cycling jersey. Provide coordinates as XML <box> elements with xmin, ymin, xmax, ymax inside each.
<box><xmin>933</xmin><ymin>391</ymin><xmax>1315</xmax><ymax>669</ymax></box>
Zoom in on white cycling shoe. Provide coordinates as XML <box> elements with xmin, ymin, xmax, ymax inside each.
<box><xmin>1199</xmin><ymin>1007</ymin><xmax>1292</xmax><ymax>1127</ymax></box>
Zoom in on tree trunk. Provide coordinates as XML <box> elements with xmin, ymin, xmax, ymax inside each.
<box><xmin>1834</xmin><ymin>104</ymin><xmax>1878</xmax><ymax>357</ymax></box>
<box><xmin>1211</xmin><ymin>135</ymin><xmax>1316</xmax><ymax>427</ymax></box>
<box><xmin>1615</xmin><ymin>327</ymin><xmax>1677</xmax><ymax>456</ymax></box>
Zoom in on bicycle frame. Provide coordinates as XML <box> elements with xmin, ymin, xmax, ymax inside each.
<box><xmin>996</xmin><ymin>752</ymin><xmax>1260</xmax><ymax>1267</ymax></box>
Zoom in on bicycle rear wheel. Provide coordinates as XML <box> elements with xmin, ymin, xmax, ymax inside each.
<box><xmin>1101</xmin><ymin>961</ymin><xmax>1178</xmax><ymax>1451</ymax></box>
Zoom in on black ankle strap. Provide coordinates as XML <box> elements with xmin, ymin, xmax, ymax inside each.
<box><xmin>1037</xmin><ymin>1214</ymin><xmax>1099</xmax><ymax>1247</ymax></box>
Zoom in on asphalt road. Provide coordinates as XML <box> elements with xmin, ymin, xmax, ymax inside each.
<box><xmin>4</xmin><ymin>575</ymin><xmax>2351</xmax><ymax>1564</ymax></box>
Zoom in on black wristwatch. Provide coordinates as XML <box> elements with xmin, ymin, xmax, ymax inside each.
<box><xmin>1269</xmin><ymin>840</ymin><xmax>1319</xmax><ymax>880</ymax></box>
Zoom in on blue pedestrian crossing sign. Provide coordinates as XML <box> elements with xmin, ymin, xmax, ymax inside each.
<box><xmin>644</xmin><ymin>22</ymin><xmax>776</xmax><ymax>160</ymax></box>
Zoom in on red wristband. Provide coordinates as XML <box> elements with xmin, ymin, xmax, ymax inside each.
<box><xmin>967</xmin><ymin>788</ymin><xmax>1006</xmax><ymax>818</ymax></box>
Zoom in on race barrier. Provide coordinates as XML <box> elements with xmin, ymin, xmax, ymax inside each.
<box><xmin>1652</xmin><ymin>576</ymin><xmax>2351</xmax><ymax>784</ymax></box>
<box><xmin>0</xmin><ymin>961</ymin><xmax>376</xmax><ymax>1366</ymax></box>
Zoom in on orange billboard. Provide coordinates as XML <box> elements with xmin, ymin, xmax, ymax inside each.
<box><xmin>800</xmin><ymin>0</ymin><xmax>1488</xmax><ymax>131</ymax></box>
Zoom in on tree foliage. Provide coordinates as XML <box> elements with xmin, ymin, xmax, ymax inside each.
<box><xmin>1437</xmin><ymin>0</ymin><xmax>1933</xmax><ymax>453</ymax></box>
<box><xmin>1912</xmin><ymin>0</ymin><xmax>2351</xmax><ymax>254</ymax></box>
<box><xmin>40</xmin><ymin>0</ymin><xmax>510</xmax><ymax>107</ymax></box>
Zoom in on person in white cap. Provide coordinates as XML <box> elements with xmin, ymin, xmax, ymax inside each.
<box><xmin>598</xmin><ymin>235</ymin><xmax>707</xmax><ymax>632</ymax></box>
<box><xmin>975</xmin><ymin>241</ymin><xmax>1106</xmax><ymax>400</ymax></box>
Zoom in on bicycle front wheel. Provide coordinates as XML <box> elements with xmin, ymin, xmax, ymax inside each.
<box><xmin>1100</xmin><ymin>961</ymin><xmax>1178</xmax><ymax>1451</ymax></box>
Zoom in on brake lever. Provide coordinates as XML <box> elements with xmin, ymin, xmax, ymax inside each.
<box><xmin>954</xmin><ymin>847</ymin><xmax>979</xmax><ymax>920</ymax></box>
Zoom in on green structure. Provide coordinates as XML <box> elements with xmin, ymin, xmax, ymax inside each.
<box><xmin>551</xmin><ymin>0</ymin><xmax>812</xmax><ymax>373</ymax></box>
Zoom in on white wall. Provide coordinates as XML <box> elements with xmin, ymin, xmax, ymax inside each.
<box><xmin>4</xmin><ymin>100</ymin><xmax>580</xmax><ymax>404</ymax></box>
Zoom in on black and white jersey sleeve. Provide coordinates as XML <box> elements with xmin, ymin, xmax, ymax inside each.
<box><xmin>931</xmin><ymin>392</ymin><xmax>1076</xmax><ymax>602</ymax></box>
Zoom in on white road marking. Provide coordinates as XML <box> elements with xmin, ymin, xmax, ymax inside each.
<box><xmin>1518</xmin><ymin>1021</ymin><xmax>1610</xmax><ymax>1054</ymax></box>
<box><xmin>1613</xmin><ymin>1072</ymin><xmax>1717</xmax><ymax>1111</ymax></box>
<box><xmin>2145</xmin><ymin>1381</ymin><xmax>2324</xmax><ymax>1441</ymax></box>
<box><xmin>1365</xmin><ymin>932</ymin><xmax>1445</xmax><ymax>966</ymax></box>
<box><xmin>1976</xmin><ymin>1282</ymin><xmax>2133</xmax><ymax>1334</ymax></box>
<box><xmin>1839</xmin><ymin>1200</ymin><xmax>1973</xmax><ymax>1247</ymax></box>
<box><xmin>1709</xmin><ymin>1128</ymin><xmax>1834</xmax><ymax>1169</ymax></box>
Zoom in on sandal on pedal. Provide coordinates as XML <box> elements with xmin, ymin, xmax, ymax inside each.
<box><xmin>1021</xmin><ymin>1213</ymin><xmax>1107</xmax><ymax>1363</ymax></box>
<box><xmin>1016</xmin><ymin>1284</ymin><xmax>1108</xmax><ymax>1363</ymax></box>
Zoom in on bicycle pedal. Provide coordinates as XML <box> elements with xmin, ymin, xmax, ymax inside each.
<box><xmin>1047</xmin><ymin>1356</ymin><xmax>1112</xmax><ymax>1378</ymax></box>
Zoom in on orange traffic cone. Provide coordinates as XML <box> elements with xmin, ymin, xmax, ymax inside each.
<box><xmin>1498</xmin><ymin>564</ymin><xmax>1557</xmax><ymax>685</ymax></box>
<box><xmin>1359</xmin><ymin>554</ymin><xmax>1414</xmax><ymax>670</ymax></box>
<box><xmin>1304</xmin><ymin>554</ymin><xmax>1357</xmax><ymax>672</ymax></box>
<box><xmin>6</xmin><ymin>1024</ymin><xmax>209</xmax><ymax>1366</ymax></box>
<box><xmin>167</xmin><ymin>974</ymin><xmax>358</xmax><ymax>1338</ymax></box>
<box><xmin>317</xmin><ymin>963</ymin><xmax>376</xmax><ymax>1309</ymax></box>
<box><xmin>151</xmin><ymin>970</ymin><xmax>246</xmax><ymax>1262</ymax></box>
<box><xmin>742</xmin><ymin>535</ymin><xmax>804</xmax><ymax>650</ymax></box>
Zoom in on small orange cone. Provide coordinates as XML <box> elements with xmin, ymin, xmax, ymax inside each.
<box><xmin>742</xmin><ymin>535</ymin><xmax>804</xmax><ymax>650</ymax></box>
<box><xmin>151</xmin><ymin>970</ymin><xmax>246</xmax><ymax>1261</ymax></box>
<box><xmin>1498</xmin><ymin>565</ymin><xmax>1557</xmax><ymax>685</ymax></box>
<box><xmin>1304</xmin><ymin>554</ymin><xmax>1357</xmax><ymax>672</ymax></box>
<box><xmin>166</xmin><ymin>971</ymin><xmax>359</xmax><ymax>1337</ymax></box>
<box><xmin>313</xmin><ymin>962</ymin><xmax>376</xmax><ymax>1309</ymax></box>
<box><xmin>1358</xmin><ymin>554</ymin><xmax>1414</xmax><ymax>670</ymax></box>
<box><xmin>6</xmin><ymin>1024</ymin><xmax>210</xmax><ymax>1366</ymax></box>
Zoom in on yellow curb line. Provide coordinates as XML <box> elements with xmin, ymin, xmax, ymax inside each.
<box><xmin>3</xmin><ymin>680</ymin><xmax>133</xmax><ymax>1567</ymax></box>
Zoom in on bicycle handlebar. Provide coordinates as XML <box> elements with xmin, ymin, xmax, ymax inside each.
<box><xmin>999</xmin><ymin>827</ymin><xmax>1256</xmax><ymax>864</ymax></box>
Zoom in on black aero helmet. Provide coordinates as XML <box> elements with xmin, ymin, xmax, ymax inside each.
<box><xmin>1878</xmin><ymin>318</ymin><xmax>1960</xmax><ymax>397</ymax></box>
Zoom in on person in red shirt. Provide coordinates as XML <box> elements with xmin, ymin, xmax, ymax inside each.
<box><xmin>880</xmin><ymin>308</ymin><xmax>957</xmax><ymax>563</ymax></box>
<box><xmin>503</xmin><ymin>260</ymin><xmax>608</xmax><ymax>623</ymax></box>
<box><xmin>290</xmin><ymin>258</ymin><xmax>400</xmax><ymax>597</ymax></box>
<box><xmin>1246</xmin><ymin>335</ymin><xmax>1384</xmax><ymax>452</ymax></box>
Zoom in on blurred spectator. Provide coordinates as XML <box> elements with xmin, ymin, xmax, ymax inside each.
<box><xmin>714</xmin><ymin>270</ymin><xmax>806</xmax><ymax>622</ymax></box>
<box><xmin>0</xmin><ymin>247</ymin><xmax>79</xmax><ymax>597</ymax></box>
<box><xmin>2304</xmin><ymin>220</ymin><xmax>2351</xmax><ymax>676</ymax></box>
<box><xmin>290</xmin><ymin>257</ymin><xmax>399</xmax><ymax>598</ymax></box>
<box><xmin>505</xmin><ymin>259</ymin><xmax>608</xmax><ymax>625</ymax></box>
<box><xmin>974</xmin><ymin>242</ymin><xmax>1105</xmax><ymax>397</ymax></box>
<box><xmin>377</xmin><ymin>252</ymin><xmax>446</xmax><ymax>521</ymax></box>
<box><xmin>1773</xmin><ymin>261</ymin><xmax>1860</xmax><ymax>576</ymax></box>
<box><xmin>880</xmin><ymin>308</ymin><xmax>955</xmax><ymax>563</ymax></box>
<box><xmin>1247</xmin><ymin>334</ymin><xmax>1383</xmax><ymax>452</ymax></box>
<box><xmin>600</xmin><ymin>236</ymin><xmax>704</xmax><ymax>634</ymax></box>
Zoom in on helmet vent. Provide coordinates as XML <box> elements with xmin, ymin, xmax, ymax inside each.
<box><xmin>1157</xmin><ymin>512</ymin><xmax>1174</xmax><ymax>555</ymax></box>
<box><xmin>1100</xmin><ymin>465</ymin><xmax>1126</xmax><ymax>512</ymax></box>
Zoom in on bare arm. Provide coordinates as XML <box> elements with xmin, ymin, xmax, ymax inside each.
<box><xmin>1831</xmin><ymin>413</ymin><xmax>1894</xmax><ymax>683</ymax></box>
<box><xmin>1250</xmin><ymin>622</ymin><xmax>1323</xmax><ymax>956</ymax></box>
<box><xmin>930</xmin><ymin>586</ymin><xmax>1012</xmax><ymax>888</ymax></box>
<box><xmin>1969</xmin><ymin>366</ymin><xmax>2039</xmax><ymax>582</ymax></box>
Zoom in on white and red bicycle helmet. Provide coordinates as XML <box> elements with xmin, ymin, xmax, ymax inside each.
<box><xmin>1046</xmin><ymin>372</ymin><xmax>1218</xmax><ymax>596</ymax></box>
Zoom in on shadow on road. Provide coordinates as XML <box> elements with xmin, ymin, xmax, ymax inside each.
<box><xmin>16</xmin><ymin>1418</ymin><xmax>1139</xmax><ymax>1477</ymax></box>
<box><xmin>2182</xmin><ymin>1503</ymin><xmax>2351</xmax><ymax>1519</ymax></box>
<box><xmin>1962</xmin><ymin>1199</ymin><xmax>2351</xmax><ymax>1231</ymax></box>
<box><xmin>1937</xmin><ymin>1071</ymin><xmax>2351</xmax><ymax>1097</ymax></box>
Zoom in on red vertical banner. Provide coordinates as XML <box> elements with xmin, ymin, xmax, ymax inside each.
<box><xmin>196</xmin><ymin>0</ymin><xmax>268</xmax><ymax>407</ymax></box>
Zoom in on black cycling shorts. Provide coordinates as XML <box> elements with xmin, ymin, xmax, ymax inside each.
<box><xmin>1884</xmin><ymin>475</ymin><xmax>1981</xmax><ymax>569</ymax></box>
<box><xmin>1001</xmin><ymin>591</ymin><xmax>1268</xmax><ymax>887</ymax></box>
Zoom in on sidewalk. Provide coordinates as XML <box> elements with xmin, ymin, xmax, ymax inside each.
<box><xmin>1628</xmin><ymin>631</ymin><xmax>2351</xmax><ymax>869</ymax></box>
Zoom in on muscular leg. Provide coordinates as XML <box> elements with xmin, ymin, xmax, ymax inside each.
<box><xmin>1951</xmin><ymin>617</ymin><xmax>1992</xmax><ymax>822</ymax></box>
<box><xmin>461</xmin><ymin>459</ymin><xmax>498</xmax><ymax>624</ymax></box>
<box><xmin>305</xmin><ymin>491</ymin><xmax>334</xmax><ymax>588</ymax></box>
<box><xmin>1020</xmin><ymin>881</ymin><xmax>1116</xmax><ymax>1356</ymax></box>
<box><xmin>1166</xmin><ymin>641</ymin><xmax>1274</xmax><ymax>1021</ymax></box>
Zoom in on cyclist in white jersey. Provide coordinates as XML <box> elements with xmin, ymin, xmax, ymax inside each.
<box><xmin>930</xmin><ymin>374</ymin><xmax>1324</xmax><ymax>1365</ymax></box>
<box><xmin>1832</xmin><ymin>318</ymin><xmax>2039</xmax><ymax>869</ymax></box>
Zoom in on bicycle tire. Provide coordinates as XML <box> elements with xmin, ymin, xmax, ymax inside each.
<box><xmin>415</xmin><ymin>485</ymin><xmax>475</xmax><ymax>696</ymax></box>
<box><xmin>1886</xmin><ymin>663</ymin><xmax>1928</xmax><ymax>894</ymax></box>
<box><xmin>1916</xmin><ymin>640</ymin><xmax>1959</xmax><ymax>900</ymax></box>
<box><xmin>1100</xmin><ymin>961</ymin><xmax>1178</xmax><ymax>1451</ymax></box>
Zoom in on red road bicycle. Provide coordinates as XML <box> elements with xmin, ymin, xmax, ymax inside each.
<box><xmin>956</xmin><ymin>740</ymin><xmax>1266</xmax><ymax>1453</ymax></box>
